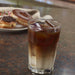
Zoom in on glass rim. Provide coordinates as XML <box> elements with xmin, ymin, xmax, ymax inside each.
<box><xmin>28</xmin><ymin>18</ymin><xmax>61</xmax><ymax>29</ymax></box>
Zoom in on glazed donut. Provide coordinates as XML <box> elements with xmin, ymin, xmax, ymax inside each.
<box><xmin>11</xmin><ymin>9</ymin><xmax>32</xmax><ymax>27</ymax></box>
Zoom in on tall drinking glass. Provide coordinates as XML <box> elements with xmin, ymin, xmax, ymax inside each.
<box><xmin>28</xmin><ymin>19</ymin><xmax>61</xmax><ymax>74</ymax></box>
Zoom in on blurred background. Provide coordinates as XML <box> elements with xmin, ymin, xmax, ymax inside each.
<box><xmin>0</xmin><ymin>0</ymin><xmax>75</xmax><ymax>17</ymax></box>
<box><xmin>0</xmin><ymin>0</ymin><xmax>75</xmax><ymax>9</ymax></box>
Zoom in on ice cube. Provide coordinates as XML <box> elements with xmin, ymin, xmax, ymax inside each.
<box><xmin>31</xmin><ymin>23</ymin><xmax>42</xmax><ymax>31</ymax></box>
<box><xmin>45</xmin><ymin>20</ymin><xmax>55</xmax><ymax>27</ymax></box>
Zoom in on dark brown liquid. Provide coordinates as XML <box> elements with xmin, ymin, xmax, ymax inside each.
<box><xmin>28</xmin><ymin>22</ymin><xmax>60</xmax><ymax>51</ymax></box>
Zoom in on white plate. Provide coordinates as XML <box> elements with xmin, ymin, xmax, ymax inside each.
<box><xmin>0</xmin><ymin>7</ymin><xmax>40</xmax><ymax>32</ymax></box>
<box><xmin>0</xmin><ymin>24</ymin><xmax>28</xmax><ymax>32</ymax></box>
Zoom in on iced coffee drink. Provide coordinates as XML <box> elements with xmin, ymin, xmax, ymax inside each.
<box><xmin>28</xmin><ymin>19</ymin><xmax>61</xmax><ymax>74</ymax></box>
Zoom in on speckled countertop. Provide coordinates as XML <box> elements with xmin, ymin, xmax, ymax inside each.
<box><xmin>0</xmin><ymin>2</ymin><xmax>75</xmax><ymax>75</ymax></box>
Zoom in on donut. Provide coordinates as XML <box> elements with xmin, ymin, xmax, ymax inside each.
<box><xmin>11</xmin><ymin>9</ymin><xmax>32</xmax><ymax>27</ymax></box>
<box><xmin>0</xmin><ymin>16</ymin><xmax>16</xmax><ymax>28</ymax></box>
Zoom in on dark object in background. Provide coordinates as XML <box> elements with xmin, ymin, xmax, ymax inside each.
<box><xmin>62</xmin><ymin>0</ymin><xmax>75</xmax><ymax>3</ymax></box>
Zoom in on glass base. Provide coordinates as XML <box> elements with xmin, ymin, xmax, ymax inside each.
<box><xmin>28</xmin><ymin>65</ymin><xmax>54</xmax><ymax>74</ymax></box>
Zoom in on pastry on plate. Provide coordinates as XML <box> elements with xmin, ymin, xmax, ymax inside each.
<box><xmin>11</xmin><ymin>9</ymin><xmax>32</xmax><ymax>27</ymax></box>
<box><xmin>0</xmin><ymin>16</ymin><xmax>16</xmax><ymax>28</ymax></box>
